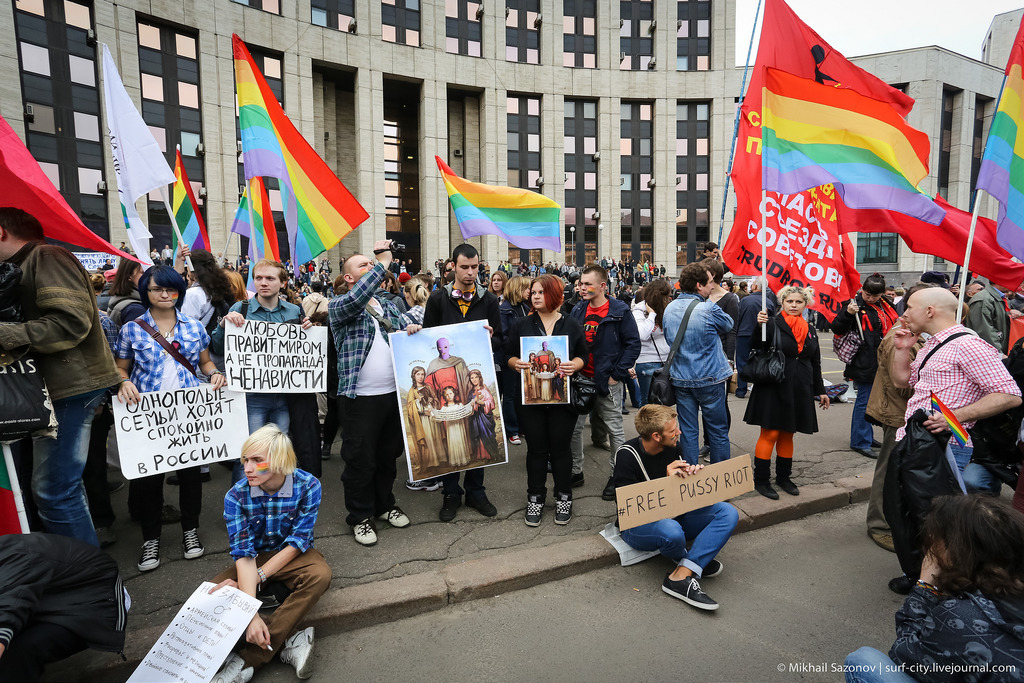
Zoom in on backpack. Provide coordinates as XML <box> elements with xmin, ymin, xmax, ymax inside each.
<box><xmin>968</xmin><ymin>338</ymin><xmax>1024</xmax><ymax>479</ymax></box>
<box><xmin>205</xmin><ymin>298</ymin><xmax>232</xmax><ymax>335</ymax></box>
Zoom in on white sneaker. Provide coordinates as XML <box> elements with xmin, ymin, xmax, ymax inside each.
<box><xmin>280</xmin><ymin>627</ymin><xmax>315</xmax><ymax>679</ymax></box>
<box><xmin>211</xmin><ymin>653</ymin><xmax>254</xmax><ymax>683</ymax></box>
<box><xmin>377</xmin><ymin>506</ymin><xmax>411</xmax><ymax>528</ymax></box>
<box><xmin>353</xmin><ymin>518</ymin><xmax>378</xmax><ymax>546</ymax></box>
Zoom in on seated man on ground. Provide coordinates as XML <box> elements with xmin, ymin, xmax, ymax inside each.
<box><xmin>210</xmin><ymin>425</ymin><xmax>331</xmax><ymax>683</ymax></box>
<box><xmin>613</xmin><ymin>405</ymin><xmax>739</xmax><ymax>612</ymax></box>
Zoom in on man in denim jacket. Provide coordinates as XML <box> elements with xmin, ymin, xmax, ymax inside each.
<box><xmin>663</xmin><ymin>261</ymin><xmax>734</xmax><ymax>465</ymax></box>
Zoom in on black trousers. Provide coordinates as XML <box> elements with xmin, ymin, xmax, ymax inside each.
<box><xmin>518</xmin><ymin>404</ymin><xmax>575</xmax><ymax>500</ymax></box>
<box><xmin>287</xmin><ymin>393</ymin><xmax>321</xmax><ymax>478</ymax></box>
<box><xmin>0</xmin><ymin>622</ymin><xmax>86</xmax><ymax>682</ymax></box>
<box><xmin>339</xmin><ymin>393</ymin><xmax>403</xmax><ymax>526</ymax></box>
<box><xmin>130</xmin><ymin>467</ymin><xmax>202</xmax><ymax>540</ymax></box>
<box><xmin>322</xmin><ymin>393</ymin><xmax>341</xmax><ymax>447</ymax></box>
<box><xmin>83</xmin><ymin>402</ymin><xmax>115</xmax><ymax>528</ymax></box>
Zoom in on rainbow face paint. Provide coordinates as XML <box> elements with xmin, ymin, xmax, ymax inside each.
<box><xmin>254</xmin><ymin>461</ymin><xmax>270</xmax><ymax>474</ymax></box>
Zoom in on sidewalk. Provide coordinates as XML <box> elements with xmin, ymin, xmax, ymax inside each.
<box><xmin>49</xmin><ymin>386</ymin><xmax>878</xmax><ymax>682</ymax></box>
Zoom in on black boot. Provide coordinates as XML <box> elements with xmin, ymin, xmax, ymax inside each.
<box><xmin>753</xmin><ymin>458</ymin><xmax>778</xmax><ymax>500</ymax></box>
<box><xmin>775</xmin><ymin>457</ymin><xmax>799</xmax><ymax>496</ymax></box>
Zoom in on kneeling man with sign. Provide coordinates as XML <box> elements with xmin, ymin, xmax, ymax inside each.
<box><xmin>614</xmin><ymin>405</ymin><xmax>741</xmax><ymax>611</ymax></box>
<box><xmin>209</xmin><ymin>425</ymin><xmax>331</xmax><ymax>683</ymax></box>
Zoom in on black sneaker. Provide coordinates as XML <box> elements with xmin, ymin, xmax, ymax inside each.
<box><xmin>138</xmin><ymin>538</ymin><xmax>160</xmax><ymax>572</ymax></box>
<box><xmin>182</xmin><ymin>528</ymin><xmax>205</xmax><ymax>559</ymax></box>
<box><xmin>662</xmin><ymin>574</ymin><xmax>719</xmax><ymax>611</ymax></box>
<box><xmin>601</xmin><ymin>476</ymin><xmax>617</xmax><ymax>501</ymax></box>
<box><xmin>466</xmin><ymin>495</ymin><xmax>498</xmax><ymax>517</ymax></box>
<box><xmin>524</xmin><ymin>497</ymin><xmax>543</xmax><ymax>527</ymax></box>
<box><xmin>439</xmin><ymin>495</ymin><xmax>461</xmax><ymax>522</ymax></box>
<box><xmin>570</xmin><ymin>472</ymin><xmax>585</xmax><ymax>488</ymax></box>
<box><xmin>554</xmin><ymin>497</ymin><xmax>573</xmax><ymax>525</ymax></box>
<box><xmin>888</xmin><ymin>575</ymin><xmax>915</xmax><ymax>595</ymax></box>
<box><xmin>703</xmin><ymin>558</ymin><xmax>724</xmax><ymax>578</ymax></box>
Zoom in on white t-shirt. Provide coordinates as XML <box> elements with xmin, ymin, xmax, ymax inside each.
<box><xmin>182</xmin><ymin>286</ymin><xmax>213</xmax><ymax>327</ymax></box>
<box><xmin>355</xmin><ymin>301</ymin><xmax>397</xmax><ymax>396</ymax></box>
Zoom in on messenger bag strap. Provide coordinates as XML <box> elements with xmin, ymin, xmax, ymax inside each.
<box><xmin>664</xmin><ymin>299</ymin><xmax>699</xmax><ymax>366</ymax></box>
<box><xmin>916</xmin><ymin>332</ymin><xmax>970</xmax><ymax>383</ymax></box>
<box><xmin>618</xmin><ymin>444</ymin><xmax>650</xmax><ymax>481</ymax></box>
<box><xmin>132</xmin><ymin>318</ymin><xmax>197</xmax><ymax>377</ymax></box>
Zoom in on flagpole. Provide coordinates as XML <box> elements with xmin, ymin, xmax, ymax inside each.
<box><xmin>956</xmin><ymin>196</ymin><xmax>985</xmax><ymax>322</ymax></box>
<box><xmin>3</xmin><ymin>442</ymin><xmax>31</xmax><ymax>533</ymax></box>
<box><xmin>158</xmin><ymin>185</ymin><xmax>194</xmax><ymax>271</ymax></box>
<box><xmin>761</xmin><ymin>188</ymin><xmax>767</xmax><ymax>342</ymax></box>
<box><xmin>221</xmin><ymin>229</ymin><xmax>234</xmax><ymax>262</ymax></box>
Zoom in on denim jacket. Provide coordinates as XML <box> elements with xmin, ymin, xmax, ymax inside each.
<box><xmin>664</xmin><ymin>292</ymin><xmax>733</xmax><ymax>388</ymax></box>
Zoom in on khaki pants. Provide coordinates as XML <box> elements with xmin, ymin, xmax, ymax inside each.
<box><xmin>866</xmin><ymin>425</ymin><xmax>897</xmax><ymax>536</ymax></box>
<box><xmin>211</xmin><ymin>548</ymin><xmax>331</xmax><ymax>670</ymax></box>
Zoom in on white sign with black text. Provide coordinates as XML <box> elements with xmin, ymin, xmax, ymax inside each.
<box><xmin>224</xmin><ymin>320</ymin><xmax>327</xmax><ymax>393</ymax></box>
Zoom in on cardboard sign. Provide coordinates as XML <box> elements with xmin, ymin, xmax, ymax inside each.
<box><xmin>127</xmin><ymin>582</ymin><xmax>261</xmax><ymax>683</ymax></box>
<box><xmin>615</xmin><ymin>456</ymin><xmax>754</xmax><ymax>531</ymax></box>
<box><xmin>113</xmin><ymin>386</ymin><xmax>249</xmax><ymax>480</ymax></box>
<box><xmin>224</xmin><ymin>320</ymin><xmax>327</xmax><ymax>393</ymax></box>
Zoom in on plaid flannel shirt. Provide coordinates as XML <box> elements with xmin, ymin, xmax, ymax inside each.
<box><xmin>224</xmin><ymin>468</ymin><xmax>321</xmax><ymax>560</ymax></box>
<box><xmin>328</xmin><ymin>263</ymin><xmax>406</xmax><ymax>399</ymax></box>
<box><xmin>98</xmin><ymin>310</ymin><xmax>118</xmax><ymax>354</ymax></box>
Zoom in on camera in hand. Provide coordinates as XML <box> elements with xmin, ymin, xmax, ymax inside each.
<box><xmin>373</xmin><ymin>240</ymin><xmax>406</xmax><ymax>255</ymax></box>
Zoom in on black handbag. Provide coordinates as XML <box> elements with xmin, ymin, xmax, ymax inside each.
<box><xmin>739</xmin><ymin>319</ymin><xmax>786</xmax><ymax>384</ymax></box>
<box><xmin>648</xmin><ymin>300</ymin><xmax>698</xmax><ymax>406</ymax></box>
<box><xmin>569</xmin><ymin>374</ymin><xmax>598</xmax><ymax>415</ymax></box>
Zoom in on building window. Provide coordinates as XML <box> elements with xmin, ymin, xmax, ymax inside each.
<box><xmin>562</xmin><ymin>0</ymin><xmax>595</xmax><ymax>68</ymax></box>
<box><xmin>14</xmin><ymin>0</ymin><xmax>108</xmax><ymax>239</ymax></box>
<box><xmin>382</xmin><ymin>0</ymin><xmax>420</xmax><ymax>46</ymax></box>
<box><xmin>312</xmin><ymin>0</ymin><xmax>354</xmax><ymax>31</ymax></box>
<box><xmin>507</xmin><ymin>94</ymin><xmax>542</xmax><ymax>264</ymax></box>
<box><xmin>446</xmin><ymin>0</ymin><xmax>482</xmax><ymax>56</ymax></box>
<box><xmin>971</xmin><ymin>95</ymin><xmax>991</xmax><ymax>192</ymax></box>
<box><xmin>231</xmin><ymin>0</ymin><xmax>280</xmax><ymax>15</ymax></box>
<box><xmin>676</xmin><ymin>0</ymin><xmax>710</xmax><ymax>71</ymax></box>
<box><xmin>383</xmin><ymin>80</ymin><xmax>421</xmax><ymax>267</ymax></box>
<box><xmin>857</xmin><ymin>234</ymin><xmax>898</xmax><ymax>264</ymax></box>
<box><xmin>937</xmin><ymin>87</ymin><xmax>957</xmax><ymax>200</ymax></box>
<box><xmin>506</xmin><ymin>0</ymin><xmax>539</xmax><ymax>63</ymax></box>
<box><xmin>564</xmin><ymin>99</ymin><xmax>597</xmax><ymax>265</ymax></box>
<box><xmin>620</xmin><ymin>0</ymin><xmax>653</xmax><ymax>71</ymax></box>
<box><xmin>621</xmin><ymin>101</ymin><xmax>653</xmax><ymax>262</ymax></box>
<box><xmin>675</xmin><ymin>101</ymin><xmax>710</xmax><ymax>265</ymax></box>
<box><xmin>138</xmin><ymin>21</ymin><xmax>205</xmax><ymax>247</ymax></box>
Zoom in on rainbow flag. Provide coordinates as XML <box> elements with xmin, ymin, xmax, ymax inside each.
<box><xmin>976</xmin><ymin>20</ymin><xmax>1024</xmax><ymax>261</ymax></box>
<box><xmin>231</xmin><ymin>177</ymin><xmax>280</xmax><ymax>262</ymax></box>
<box><xmin>172</xmin><ymin>148</ymin><xmax>210</xmax><ymax>251</ymax></box>
<box><xmin>761</xmin><ymin>67</ymin><xmax>945</xmax><ymax>225</ymax></box>
<box><xmin>233</xmin><ymin>34</ymin><xmax>368</xmax><ymax>264</ymax></box>
<box><xmin>436</xmin><ymin>156</ymin><xmax>562</xmax><ymax>251</ymax></box>
<box><xmin>930</xmin><ymin>392</ymin><xmax>969</xmax><ymax>447</ymax></box>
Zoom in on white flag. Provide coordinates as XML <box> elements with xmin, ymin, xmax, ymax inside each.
<box><xmin>117</xmin><ymin>186</ymin><xmax>154</xmax><ymax>265</ymax></box>
<box><xmin>100</xmin><ymin>44</ymin><xmax>174</xmax><ymax>205</ymax></box>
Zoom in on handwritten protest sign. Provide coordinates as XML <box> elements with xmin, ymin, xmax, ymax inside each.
<box><xmin>224</xmin><ymin>320</ymin><xmax>327</xmax><ymax>393</ymax></box>
<box><xmin>73</xmin><ymin>251</ymin><xmax>118</xmax><ymax>271</ymax></box>
<box><xmin>615</xmin><ymin>456</ymin><xmax>754</xmax><ymax>531</ymax></box>
<box><xmin>127</xmin><ymin>582</ymin><xmax>261</xmax><ymax>683</ymax></box>
<box><xmin>113</xmin><ymin>386</ymin><xmax>248</xmax><ymax>480</ymax></box>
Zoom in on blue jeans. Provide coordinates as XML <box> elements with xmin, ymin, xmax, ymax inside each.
<box><xmin>620</xmin><ymin>502</ymin><xmax>739</xmax><ymax>577</ymax></box>
<box><xmin>850</xmin><ymin>381</ymin><xmax>876</xmax><ymax>449</ymax></box>
<box><xmin>674</xmin><ymin>381</ymin><xmax>731</xmax><ymax>464</ymax></box>
<box><xmin>635</xmin><ymin>362</ymin><xmax>662</xmax><ymax>407</ymax></box>
<box><xmin>963</xmin><ymin>462</ymin><xmax>1002</xmax><ymax>494</ymax></box>
<box><xmin>234</xmin><ymin>393</ymin><xmax>291</xmax><ymax>483</ymax></box>
<box><xmin>843</xmin><ymin>648</ymin><xmax>917</xmax><ymax>683</ymax></box>
<box><xmin>31</xmin><ymin>389</ymin><xmax>106</xmax><ymax>546</ymax></box>
<box><xmin>734</xmin><ymin>335</ymin><xmax>751</xmax><ymax>395</ymax></box>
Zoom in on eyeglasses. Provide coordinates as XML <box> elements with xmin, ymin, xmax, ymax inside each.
<box><xmin>148</xmin><ymin>287</ymin><xmax>177</xmax><ymax>296</ymax></box>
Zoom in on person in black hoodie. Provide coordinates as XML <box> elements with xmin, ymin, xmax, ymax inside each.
<box><xmin>0</xmin><ymin>533</ymin><xmax>128</xmax><ymax>682</ymax></box>
<box><xmin>831</xmin><ymin>274</ymin><xmax>898</xmax><ymax>459</ymax></box>
<box><xmin>420</xmin><ymin>243</ymin><xmax>503</xmax><ymax>523</ymax></box>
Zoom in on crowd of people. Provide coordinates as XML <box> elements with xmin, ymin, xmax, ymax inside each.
<box><xmin>2</xmin><ymin>205</ymin><xmax>1024</xmax><ymax>682</ymax></box>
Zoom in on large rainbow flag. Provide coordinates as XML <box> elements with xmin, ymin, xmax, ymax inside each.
<box><xmin>436</xmin><ymin>156</ymin><xmax>562</xmax><ymax>251</ymax></box>
<box><xmin>976</xmin><ymin>19</ymin><xmax>1024</xmax><ymax>261</ymax></box>
<box><xmin>231</xmin><ymin>176</ymin><xmax>280</xmax><ymax>262</ymax></box>
<box><xmin>233</xmin><ymin>34</ymin><xmax>367</xmax><ymax>265</ymax></box>
<box><xmin>761</xmin><ymin>67</ymin><xmax>945</xmax><ymax>225</ymax></box>
<box><xmin>172</xmin><ymin>148</ymin><xmax>210</xmax><ymax>252</ymax></box>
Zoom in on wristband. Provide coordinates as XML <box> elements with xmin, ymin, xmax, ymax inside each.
<box><xmin>257</xmin><ymin>567</ymin><xmax>267</xmax><ymax>583</ymax></box>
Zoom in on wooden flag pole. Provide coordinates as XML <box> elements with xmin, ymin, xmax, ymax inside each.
<box><xmin>956</xmin><ymin>197</ymin><xmax>985</xmax><ymax>322</ymax></box>
<box><xmin>3</xmin><ymin>442</ymin><xmax>31</xmax><ymax>533</ymax></box>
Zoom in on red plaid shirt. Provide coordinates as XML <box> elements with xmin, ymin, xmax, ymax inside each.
<box><xmin>898</xmin><ymin>324</ymin><xmax>1020</xmax><ymax>442</ymax></box>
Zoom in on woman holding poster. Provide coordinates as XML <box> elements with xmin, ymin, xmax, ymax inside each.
<box><xmin>505</xmin><ymin>275</ymin><xmax>588</xmax><ymax>527</ymax></box>
<box><xmin>114</xmin><ymin>266</ymin><xmax>226</xmax><ymax>573</ymax></box>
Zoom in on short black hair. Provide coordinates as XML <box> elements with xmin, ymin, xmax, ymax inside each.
<box><xmin>452</xmin><ymin>243</ymin><xmax>479</xmax><ymax>263</ymax></box>
<box><xmin>702</xmin><ymin>241</ymin><xmax>719</xmax><ymax>253</ymax></box>
<box><xmin>0</xmin><ymin>207</ymin><xmax>44</xmax><ymax>241</ymax></box>
<box><xmin>311</xmin><ymin>281</ymin><xmax>323</xmax><ymax>293</ymax></box>
<box><xmin>138</xmin><ymin>266</ymin><xmax>187</xmax><ymax>310</ymax></box>
<box><xmin>862</xmin><ymin>273</ymin><xmax>886</xmax><ymax>295</ymax></box>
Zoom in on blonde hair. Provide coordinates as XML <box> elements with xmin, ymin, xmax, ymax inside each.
<box><xmin>506</xmin><ymin>276</ymin><xmax>531</xmax><ymax>306</ymax></box>
<box><xmin>240</xmin><ymin>424</ymin><xmax>296</xmax><ymax>475</ymax></box>
<box><xmin>635</xmin><ymin>405</ymin><xmax>677</xmax><ymax>439</ymax></box>
<box><xmin>777</xmin><ymin>285</ymin><xmax>814</xmax><ymax>305</ymax></box>
<box><xmin>405</xmin><ymin>276</ymin><xmax>430</xmax><ymax>306</ymax></box>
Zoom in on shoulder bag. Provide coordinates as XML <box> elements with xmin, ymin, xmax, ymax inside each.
<box><xmin>832</xmin><ymin>312</ymin><xmax>864</xmax><ymax>364</ymax></box>
<box><xmin>647</xmin><ymin>299</ymin><xmax>699</xmax><ymax>406</ymax></box>
<box><xmin>740</xmin><ymin>319</ymin><xmax>785</xmax><ymax>384</ymax></box>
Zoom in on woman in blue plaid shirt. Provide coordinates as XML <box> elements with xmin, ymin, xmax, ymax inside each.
<box><xmin>114</xmin><ymin>266</ymin><xmax>226</xmax><ymax>573</ymax></box>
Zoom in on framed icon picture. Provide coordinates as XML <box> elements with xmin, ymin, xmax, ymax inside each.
<box><xmin>519</xmin><ymin>335</ymin><xmax>570</xmax><ymax>405</ymax></box>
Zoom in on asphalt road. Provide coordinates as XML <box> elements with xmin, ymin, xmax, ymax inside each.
<box><xmin>252</xmin><ymin>502</ymin><xmax>905</xmax><ymax>683</ymax></box>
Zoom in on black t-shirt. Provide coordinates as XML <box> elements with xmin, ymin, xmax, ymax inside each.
<box><xmin>613</xmin><ymin>436</ymin><xmax>682</xmax><ymax>489</ymax></box>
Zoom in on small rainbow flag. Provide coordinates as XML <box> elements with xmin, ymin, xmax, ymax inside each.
<box><xmin>761</xmin><ymin>67</ymin><xmax>945</xmax><ymax>225</ymax></box>
<box><xmin>436</xmin><ymin>156</ymin><xmax>562</xmax><ymax>252</ymax></box>
<box><xmin>930</xmin><ymin>392</ymin><xmax>969</xmax><ymax>446</ymax></box>
<box><xmin>172</xmin><ymin>148</ymin><xmax>210</xmax><ymax>251</ymax></box>
<box><xmin>233</xmin><ymin>34</ymin><xmax>368</xmax><ymax>264</ymax></box>
<box><xmin>231</xmin><ymin>177</ymin><xmax>280</xmax><ymax>262</ymax></box>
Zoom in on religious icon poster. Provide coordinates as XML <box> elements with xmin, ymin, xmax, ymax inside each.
<box><xmin>519</xmin><ymin>335</ymin><xmax>571</xmax><ymax>406</ymax></box>
<box><xmin>389</xmin><ymin>320</ymin><xmax>508</xmax><ymax>481</ymax></box>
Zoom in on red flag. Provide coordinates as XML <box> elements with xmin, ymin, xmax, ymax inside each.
<box><xmin>839</xmin><ymin>196</ymin><xmax>1024</xmax><ymax>291</ymax></box>
<box><xmin>724</xmin><ymin>0</ymin><xmax>916</xmax><ymax>320</ymax></box>
<box><xmin>0</xmin><ymin>114</ymin><xmax>136</xmax><ymax>261</ymax></box>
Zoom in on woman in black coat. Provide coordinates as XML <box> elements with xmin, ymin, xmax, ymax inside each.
<box><xmin>743</xmin><ymin>285</ymin><xmax>830</xmax><ymax>499</ymax></box>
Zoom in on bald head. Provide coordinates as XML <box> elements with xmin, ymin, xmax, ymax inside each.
<box><xmin>903</xmin><ymin>286</ymin><xmax>959</xmax><ymax>335</ymax></box>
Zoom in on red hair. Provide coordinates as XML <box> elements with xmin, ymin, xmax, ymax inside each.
<box><xmin>532</xmin><ymin>274</ymin><xmax>564</xmax><ymax>311</ymax></box>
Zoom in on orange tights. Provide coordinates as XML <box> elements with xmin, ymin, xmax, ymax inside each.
<box><xmin>755</xmin><ymin>428</ymin><xmax>794</xmax><ymax>461</ymax></box>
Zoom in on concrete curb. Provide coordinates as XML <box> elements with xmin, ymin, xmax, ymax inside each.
<box><xmin>72</xmin><ymin>474</ymin><xmax>872</xmax><ymax>680</ymax></box>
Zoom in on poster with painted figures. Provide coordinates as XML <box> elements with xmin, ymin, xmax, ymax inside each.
<box><xmin>389</xmin><ymin>320</ymin><xmax>507</xmax><ymax>482</ymax></box>
<box><xmin>519</xmin><ymin>335</ymin><xmax>570</xmax><ymax>405</ymax></box>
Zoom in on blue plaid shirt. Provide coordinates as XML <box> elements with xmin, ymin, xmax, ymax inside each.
<box><xmin>328</xmin><ymin>263</ymin><xmax>406</xmax><ymax>399</ymax></box>
<box><xmin>224</xmin><ymin>468</ymin><xmax>321</xmax><ymax>560</ymax></box>
<box><xmin>98</xmin><ymin>310</ymin><xmax>118</xmax><ymax>354</ymax></box>
<box><xmin>114</xmin><ymin>310</ymin><xmax>209</xmax><ymax>393</ymax></box>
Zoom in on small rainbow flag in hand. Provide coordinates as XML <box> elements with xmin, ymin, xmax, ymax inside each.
<box><xmin>172</xmin><ymin>148</ymin><xmax>210</xmax><ymax>251</ymax></box>
<box><xmin>930</xmin><ymin>392</ymin><xmax>968</xmax><ymax>446</ymax></box>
